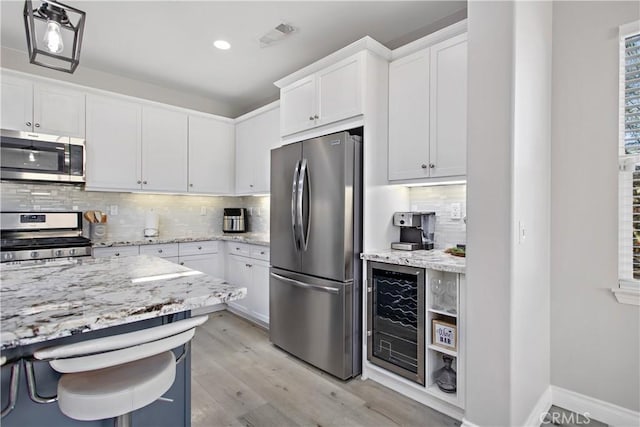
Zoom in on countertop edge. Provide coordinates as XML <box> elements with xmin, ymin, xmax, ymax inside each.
<box><xmin>92</xmin><ymin>234</ymin><xmax>270</xmax><ymax>248</ymax></box>
<box><xmin>361</xmin><ymin>250</ymin><xmax>466</xmax><ymax>274</ymax></box>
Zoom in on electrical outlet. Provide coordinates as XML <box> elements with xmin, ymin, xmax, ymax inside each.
<box><xmin>451</xmin><ymin>203</ymin><xmax>462</xmax><ymax>219</ymax></box>
<box><xmin>519</xmin><ymin>221</ymin><xmax>526</xmax><ymax>244</ymax></box>
<box><xmin>256</xmin><ymin>208</ymin><xmax>262</xmax><ymax>217</ymax></box>
<box><xmin>247</xmin><ymin>207</ymin><xmax>253</xmax><ymax>215</ymax></box>
<box><xmin>110</xmin><ymin>205</ymin><xmax>118</xmax><ymax>216</ymax></box>
<box><xmin>200</xmin><ymin>207</ymin><xmax>207</xmax><ymax>216</ymax></box>
<box><xmin>72</xmin><ymin>205</ymin><xmax>79</xmax><ymax>211</ymax></box>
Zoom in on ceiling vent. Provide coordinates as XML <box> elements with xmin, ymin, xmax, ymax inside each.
<box><xmin>259</xmin><ymin>23</ymin><xmax>296</xmax><ymax>48</ymax></box>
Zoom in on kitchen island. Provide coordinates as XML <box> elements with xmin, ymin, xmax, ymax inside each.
<box><xmin>0</xmin><ymin>255</ymin><xmax>246</xmax><ymax>426</ymax></box>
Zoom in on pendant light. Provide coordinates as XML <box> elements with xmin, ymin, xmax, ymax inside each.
<box><xmin>23</xmin><ymin>0</ymin><xmax>86</xmax><ymax>73</ymax></box>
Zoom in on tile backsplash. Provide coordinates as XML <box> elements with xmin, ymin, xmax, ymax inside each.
<box><xmin>409</xmin><ymin>184</ymin><xmax>466</xmax><ymax>249</ymax></box>
<box><xmin>0</xmin><ymin>182</ymin><xmax>270</xmax><ymax>241</ymax></box>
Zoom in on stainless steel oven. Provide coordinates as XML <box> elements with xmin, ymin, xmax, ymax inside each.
<box><xmin>1</xmin><ymin>212</ymin><xmax>92</xmax><ymax>263</ymax></box>
<box><xmin>367</xmin><ymin>261</ymin><xmax>425</xmax><ymax>385</ymax></box>
<box><xmin>0</xmin><ymin>129</ymin><xmax>85</xmax><ymax>183</ymax></box>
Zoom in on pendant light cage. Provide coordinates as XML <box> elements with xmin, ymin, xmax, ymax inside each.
<box><xmin>23</xmin><ymin>0</ymin><xmax>86</xmax><ymax>73</ymax></box>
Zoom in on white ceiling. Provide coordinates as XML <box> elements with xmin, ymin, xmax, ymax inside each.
<box><xmin>1</xmin><ymin>1</ymin><xmax>466</xmax><ymax>116</ymax></box>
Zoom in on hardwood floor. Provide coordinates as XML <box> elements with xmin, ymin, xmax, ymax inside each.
<box><xmin>191</xmin><ymin>311</ymin><xmax>460</xmax><ymax>427</ymax></box>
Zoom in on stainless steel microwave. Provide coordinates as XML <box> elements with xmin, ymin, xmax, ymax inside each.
<box><xmin>0</xmin><ymin>129</ymin><xmax>85</xmax><ymax>183</ymax></box>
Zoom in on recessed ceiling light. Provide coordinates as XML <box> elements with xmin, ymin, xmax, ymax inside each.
<box><xmin>213</xmin><ymin>40</ymin><xmax>231</xmax><ymax>50</ymax></box>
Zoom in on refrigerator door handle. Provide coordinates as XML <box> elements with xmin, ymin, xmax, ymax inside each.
<box><xmin>291</xmin><ymin>160</ymin><xmax>301</xmax><ymax>250</ymax></box>
<box><xmin>270</xmin><ymin>272</ymin><xmax>340</xmax><ymax>295</ymax></box>
<box><xmin>297</xmin><ymin>158</ymin><xmax>310</xmax><ymax>251</ymax></box>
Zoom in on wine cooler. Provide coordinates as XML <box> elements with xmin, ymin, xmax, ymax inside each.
<box><xmin>367</xmin><ymin>262</ymin><xmax>425</xmax><ymax>385</ymax></box>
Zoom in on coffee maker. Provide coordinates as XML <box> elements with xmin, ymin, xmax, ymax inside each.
<box><xmin>391</xmin><ymin>211</ymin><xmax>436</xmax><ymax>250</ymax></box>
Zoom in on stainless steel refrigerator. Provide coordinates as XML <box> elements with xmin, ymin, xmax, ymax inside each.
<box><xmin>269</xmin><ymin>130</ymin><xmax>362</xmax><ymax>380</ymax></box>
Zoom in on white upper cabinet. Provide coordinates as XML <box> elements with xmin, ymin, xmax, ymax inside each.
<box><xmin>429</xmin><ymin>34</ymin><xmax>467</xmax><ymax>178</ymax></box>
<box><xmin>235</xmin><ymin>106</ymin><xmax>280</xmax><ymax>194</ymax></box>
<box><xmin>142</xmin><ymin>106</ymin><xmax>188</xmax><ymax>192</ymax></box>
<box><xmin>188</xmin><ymin>115</ymin><xmax>235</xmax><ymax>194</ymax></box>
<box><xmin>86</xmin><ymin>94</ymin><xmax>142</xmax><ymax>191</ymax></box>
<box><xmin>388</xmin><ymin>49</ymin><xmax>431</xmax><ymax>180</ymax></box>
<box><xmin>280</xmin><ymin>54</ymin><xmax>363</xmax><ymax>136</ymax></box>
<box><xmin>388</xmin><ymin>33</ymin><xmax>467</xmax><ymax>181</ymax></box>
<box><xmin>316</xmin><ymin>55</ymin><xmax>362</xmax><ymax>127</ymax></box>
<box><xmin>1</xmin><ymin>75</ymin><xmax>33</xmax><ymax>132</ymax></box>
<box><xmin>1</xmin><ymin>74</ymin><xmax>85</xmax><ymax>138</ymax></box>
<box><xmin>280</xmin><ymin>76</ymin><xmax>315</xmax><ymax>136</ymax></box>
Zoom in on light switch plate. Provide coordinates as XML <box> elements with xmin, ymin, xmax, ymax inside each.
<box><xmin>200</xmin><ymin>207</ymin><xmax>207</xmax><ymax>216</ymax></box>
<box><xmin>109</xmin><ymin>205</ymin><xmax>118</xmax><ymax>216</ymax></box>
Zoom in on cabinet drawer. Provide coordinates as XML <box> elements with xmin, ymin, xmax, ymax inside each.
<box><xmin>250</xmin><ymin>246</ymin><xmax>270</xmax><ymax>261</ymax></box>
<box><xmin>139</xmin><ymin>243</ymin><xmax>179</xmax><ymax>258</ymax></box>
<box><xmin>179</xmin><ymin>241</ymin><xmax>219</xmax><ymax>256</ymax></box>
<box><xmin>227</xmin><ymin>242</ymin><xmax>252</xmax><ymax>258</ymax></box>
<box><xmin>93</xmin><ymin>246</ymin><xmax>139</xmax><ymax>258</ymax></box>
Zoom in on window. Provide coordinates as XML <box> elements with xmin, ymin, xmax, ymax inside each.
<box><xmin>616</xmin><ymin>21</ymin><xmax>640</xmax><ymax>304</ymax></box>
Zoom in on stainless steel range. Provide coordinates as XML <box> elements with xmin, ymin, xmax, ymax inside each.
<box><xmin>1</xmin><ymin>212</ymin><xmax>92</xmax><ymax>263</ymax></box>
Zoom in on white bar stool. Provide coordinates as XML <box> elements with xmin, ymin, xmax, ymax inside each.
<box><xmin>32</xmin><ymin>315</ymin><xmax>208</xmax><ymax>427</ymax></box>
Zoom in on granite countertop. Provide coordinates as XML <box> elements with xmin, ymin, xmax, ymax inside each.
<box><xmin>0</xmin><ymin>255</ymin><xmax>246</xmax><ymax>350</ymax></box>
<box><xmin>360</xmin><ymin>249</ymin><xmax>466</xmax><ymax>274</ymax></box>
<box><xmin>92</xmin><ymin>232</ymin><xmax>270</xmax><ymax>248</ymax></box>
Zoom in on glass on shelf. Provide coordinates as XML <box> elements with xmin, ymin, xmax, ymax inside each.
<box><xmin>429</xmin><ymin>278</ymin><xmax>445</xmax><ymax>310</ymax></box>
<box><xmin>434</xmin><ymin>354</ymin><xmax>457</xmax><ymax>393</ymax></box>
<box><xmin>443</xmin><ymin>279</ymin><xmax>457</xmax><ymax>315</ymax></box>
<box><xmin>430</xmin><ymin>276</ymin><xmax>457</xmax><ymax>314</ymax></box>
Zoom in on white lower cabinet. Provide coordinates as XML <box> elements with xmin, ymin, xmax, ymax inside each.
<box><xmin>92</xmin><ymin>246</ymin><xmax>140</xmax><ymax>258</ymax></box>
<box><xmin>225</xmin><ymin>242</ymin><xmax>270</xmax><ymax>327</ymax></box>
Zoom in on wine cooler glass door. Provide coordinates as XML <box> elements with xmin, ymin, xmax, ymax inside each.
<box><xmin>367</xmin><ymin>262</ymin><xmax>425</xmax><ymax>385</ymax></box>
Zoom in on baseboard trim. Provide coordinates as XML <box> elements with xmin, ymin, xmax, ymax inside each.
<box><xmin>461</xmin><ymin>418</ymin><xmax>479</xmax><ymax>427</ymax></box>
<box><xmin>552</xmin><ymin>385</ymin><xmax>640</xmax><ymax>427</ymax></box>
<box><xmin>524</xmin><ymin>387</ymin><xmax>553</xmax><ymax>427</ymax></box>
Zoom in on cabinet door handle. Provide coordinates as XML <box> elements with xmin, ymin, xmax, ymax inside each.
<box><xmin>180</xmin><ymin>262</ymin><xmax>185</xmax><ymax>265</ymax></box>
<box><xmin>26</xmin><ymin>121</ymin><xmax>31</xmax><ymax>127</ymax></box>
<box><xmin>309</xmin><ymin>116</ymin><xmax>314</xmax><ymax>121</ymax></box>
<box><xmin>245</xmin><ymin>263</ymin><xmax>252</xmax><ymax>268</ymax></box>
<box><xmin>260</xmin><ymin>251</ymin><xmax>265</xmax><ymax>255</ymax></box>
<box><xmin>143</xmin><ymin>180</ymin><xmax>148</xmax><ymax>184</ymax></box>
<box><xmin>34</xmin><ymin>123</ymin><xmax>40</xmax><ymax>128</ymax></box>
<box><xmin>114</xmin><ymin>253</ymin><xmax>120</xmax><ymax>256</ymax></box>
<box><xmin>198</xmin><ymin>246</ymin><xmax>202</xmax><ymax>250</ymax></box>
<box><xmin>421</xmin><ymin>164</ymin><xmax>428</xmax><ymax>169</ymax></box>
<box><xmin>137</xmin><ymin>180</ymin><xmax>142</xmax><ymax>184</ymax></box>
<box><xmin>314</xmin><ymin>114</ymin><xmax>319</xmax><ymax>119</ymax></box>
<box><xmin>158</xmin><ymin>249</ymin><xmax>163</xmax><ymax>253</ymax></box>
<box><xmin>189</xmin><ymin>184</ymin><xmax>193</xmax><ymax>187</ymax></box>
<box><xmin>236</xmin><ymin>247</ymin><xmax>240</xmax><ymax>251</ymax></box>
<box><xmin>429</xmin><ymin>163</ymin><xmax>435</xmax><ymax>169</ymax></box>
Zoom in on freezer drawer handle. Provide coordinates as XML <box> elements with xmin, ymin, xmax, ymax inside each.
<box><xmin>270</xmin><ymin>272</ymin><xmax>340</xmax><ymax>295</ymax></box>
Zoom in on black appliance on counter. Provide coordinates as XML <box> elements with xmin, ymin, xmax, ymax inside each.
<box><xmin>0</xmin><ymin>211</ymin><xmax>92</xmax><ymax>263</ymax></box>
<box><xmin>223</xmin><ymin>208</ymin><xmax>247</xmax><ymax>233</ymax></box>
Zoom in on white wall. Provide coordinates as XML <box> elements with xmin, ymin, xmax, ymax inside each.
<box><xmin>510</xmin><ymin>2</ymin><xmax>552</xmax><ymax>425</ymax></box>
<box><xmin>465</xmin><ymin>1</ymin><xmax>515</xmax><ymax>425</ymax></box>
<box><xmin>1</xmin><ymin>47</ymin><xmax>235</xmax><ymax>117</ymax></box>
<box><xmin>466</xmin><ymin>1</ymin><xmax>553</xmax><ymax>425</ymax></box>
<box><xmin>551</xmin><ymin>1</ymin><xmax>640</xmax><ymax>412</ymax></box>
